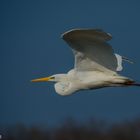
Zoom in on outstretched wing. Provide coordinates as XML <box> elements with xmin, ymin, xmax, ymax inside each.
<box><xmin>62</xmin><ymin>29</ymin><xmax>118</xmax><ymax>73</ymax></box>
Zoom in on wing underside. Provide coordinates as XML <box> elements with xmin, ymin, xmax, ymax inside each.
<box><xmin>62</xmin><ymin>29</ymin><xmax>129</xmax><ymax>73</ymax></box>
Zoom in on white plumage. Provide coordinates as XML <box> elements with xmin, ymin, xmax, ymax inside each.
<box><xmin>32</xmin><ymin>28</ymin><xmax>139</xmax><ymax>96</ymax></box>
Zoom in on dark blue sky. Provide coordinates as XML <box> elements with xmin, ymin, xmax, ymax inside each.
<box><xmin>1</xmin><ymin>0</ymin><xmax>140</xmax><ymax>127</ymax></box>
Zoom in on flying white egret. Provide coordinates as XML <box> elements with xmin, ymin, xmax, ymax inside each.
<box><xmin>31</xmin><ymin>29</ymin><xmax>140</xmax><ymax>96</ymax></box>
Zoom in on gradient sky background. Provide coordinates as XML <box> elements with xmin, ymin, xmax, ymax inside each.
<box><xmin>1</xmin><ymin>0</ymin><xmax>140</xmax><ymax>127</ymax></box>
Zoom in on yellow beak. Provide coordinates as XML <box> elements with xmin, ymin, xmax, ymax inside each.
<box><xmin>31</xmin><ymin>76</ymin><xmax>52</xmax><ymax>82</ymax></box>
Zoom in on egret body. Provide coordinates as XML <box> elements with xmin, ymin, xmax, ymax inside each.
<box><xmin>32</xmin><ymin>29</ymin><xmax>139</xmax><ymax>96</ymax></box>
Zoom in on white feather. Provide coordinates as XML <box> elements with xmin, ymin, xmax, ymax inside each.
<box><xmin>115</xmin><ymin>53</ymin><xmax>123</xmax><ymax>71</ymax></box>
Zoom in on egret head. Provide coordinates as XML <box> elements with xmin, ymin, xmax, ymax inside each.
<box><xmin>31</xmin><ymin>74</ymin><xmax>67</xmax><ymax>83</ymax></box>
<box><xmin>31</xmin><ymin>74</ymin><xmax>75</xmax><ymax>96</ymax></box>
